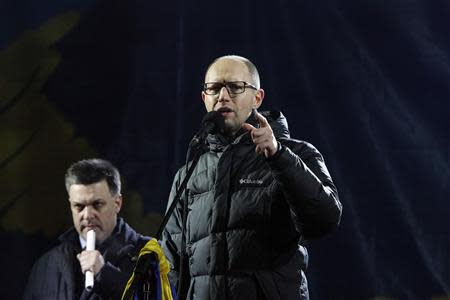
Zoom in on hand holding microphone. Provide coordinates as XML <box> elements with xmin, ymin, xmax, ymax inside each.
<box><xmin>77</xmin><ymin>230</ymin><xmax>105</xmax><ymax>291</ymax></box>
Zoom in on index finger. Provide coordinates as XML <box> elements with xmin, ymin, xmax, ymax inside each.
<box><xmin>255</xmin><ymin>112</ymin><xmax>269</xmax><ymax>127</ymax></box>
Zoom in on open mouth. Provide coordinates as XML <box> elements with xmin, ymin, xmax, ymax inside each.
<box><xmin>216</xmin><ymin>107</ymin><xmax>234</xmax><ymax>116</ymax></box>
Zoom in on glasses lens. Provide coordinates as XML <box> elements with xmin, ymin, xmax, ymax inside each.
<box><xmin>204</xmin><ymin>83</ymin><xmax>222</xmax><ymax>95</ymax></box>
<box><xmin>226</xmin><ymin>82</ymin><xmax>245</xmax><ymax>94</ymax></box>
<box><xmin>204</xmin><ymin>81</ymin><xmax>247</xmax><ymax>95</ymax></box>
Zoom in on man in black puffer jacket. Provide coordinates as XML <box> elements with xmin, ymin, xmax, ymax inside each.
<box><xmin>161</xmin><ymin>55</ymin><xmax>342</xmax><ymax>300</ymax></box>
<box><xmin>24</xmin><ymin>159</ymin><xmax>150</xmax><ymax>300</ymax></box>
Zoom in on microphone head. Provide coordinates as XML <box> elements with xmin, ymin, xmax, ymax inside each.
<box><xmin>201</xmin><ymin>111</ymin><xmax>225</xmax><ymax>135</ymax></box>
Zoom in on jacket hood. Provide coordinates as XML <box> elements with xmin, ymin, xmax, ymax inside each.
<box><xmin>259</xmin><ymin>110</ymin><xmax>291</xmax><ymax>139</ymax></box>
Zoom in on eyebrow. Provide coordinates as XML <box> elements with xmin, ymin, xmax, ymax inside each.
<box><xmin>70</xmin><ymin>198</ymin><xmax>105</xmax><ymax>205</ymax></box>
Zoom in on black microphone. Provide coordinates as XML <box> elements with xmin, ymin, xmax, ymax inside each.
<box><xmin>189</xmin><ymin>111</ymin><xmax>225</xmax><ymax>148</ymax></box>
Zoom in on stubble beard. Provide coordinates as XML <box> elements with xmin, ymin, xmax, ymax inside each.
<box><xmin>223</xmin><ymin>118</ymin><xmax>242</xmax><ymax>137</ymax></box>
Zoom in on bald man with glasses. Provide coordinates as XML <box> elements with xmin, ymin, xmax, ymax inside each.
<box><xmin>161</xmin><ymin>55</ymin><xmax>342</xmax><ymax>300</ymax></box>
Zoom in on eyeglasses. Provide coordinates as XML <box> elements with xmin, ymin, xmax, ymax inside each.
<box><xmin>203</xmin><ymin>81</ymin><xmax>258</xmax><ymax>96</ymax></box>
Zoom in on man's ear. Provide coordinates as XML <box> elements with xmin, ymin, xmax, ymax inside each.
<box><xmin>115</xmin><ymin>195</ymin><xmax>123</xmax><ymax>213</ymax></box>
<box><xmin>201</xmin><ymin>91</ymin><xmax>206</xmax><ymax>103</ymax></box>
<box><xmin>253</xmin><ymin>88</ymin><xmax>265</xmax><ymax>109</ymax></box>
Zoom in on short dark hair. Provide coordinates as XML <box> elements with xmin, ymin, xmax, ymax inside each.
<box><xmin>65</xmin><ymin>159</ymin><xmax>121</xmax><ymax>196</ymax></box>
<box><xmin>205</xmin><ymin>55</ymin><xmax>261</xmax><ymax>89</ymax></box>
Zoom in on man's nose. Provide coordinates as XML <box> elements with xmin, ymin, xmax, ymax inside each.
<box><xmin>218</xmin><ymin>86</ymin><xmax>231</xmax><ymax>102</ymax></box>
<box><xmin>81</xmin><ymin>206</ymin><xmax>94</xmax><ymax>220</ymax></box>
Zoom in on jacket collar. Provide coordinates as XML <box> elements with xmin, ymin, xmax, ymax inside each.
<box><xmin>58</xmin><ymin>217</ymin><xmax>135</xmax><ymax>251</ymax></box>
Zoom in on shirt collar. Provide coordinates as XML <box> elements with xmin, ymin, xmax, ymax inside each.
<box><xmin>79</xmin><ymin>235</ymin><xmax>86</xmax><ymax>249</ymax></box>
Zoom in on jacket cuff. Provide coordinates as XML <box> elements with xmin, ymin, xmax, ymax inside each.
<box><xmin>265</xmin><ymin>142</ymin><xmax>284</xmax><ymax>162</ymax></box>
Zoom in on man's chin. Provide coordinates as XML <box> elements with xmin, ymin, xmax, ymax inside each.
<box><xmin>223</xmin><ymin>121</ymin><xmax>242</xmax><ymax>136</ymax></box>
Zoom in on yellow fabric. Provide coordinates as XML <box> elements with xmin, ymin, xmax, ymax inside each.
<box><xmin>121</xmin><ymin>238</ymin><xmax>174</xmax><ymax>300</ymax></box>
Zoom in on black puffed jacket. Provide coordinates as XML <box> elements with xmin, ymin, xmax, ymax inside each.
<box><xmin>162</xmin><ymin>111</ymin><xmax>342</xmax><ymax>300</ymax></box>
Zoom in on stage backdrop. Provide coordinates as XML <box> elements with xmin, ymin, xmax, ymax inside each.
<box><xmin>0</xmin><ymin>0</ymin><xmax>449</xmax><ymax>299</ymax></box>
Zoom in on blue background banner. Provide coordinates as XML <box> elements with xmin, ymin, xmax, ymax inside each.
<box><xmin>0</xmin><ymin>0</ymin><xmax>448</xmax><ymax>299</ymax></box>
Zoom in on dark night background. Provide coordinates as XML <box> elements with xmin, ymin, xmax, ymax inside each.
<box><xmin>0</xmin><ymin>0</ymin><xmax>449</xmax><ymax>299</ymax></box>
